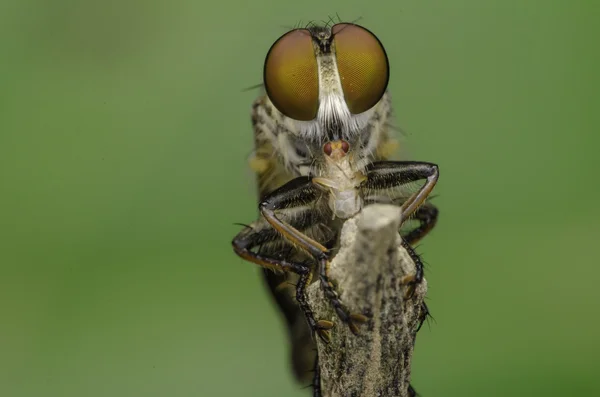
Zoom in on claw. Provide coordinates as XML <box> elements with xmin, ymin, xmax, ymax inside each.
<box><xmin>317</xmin><ymin>329</ymin><xmax>331</xmax><ymax>344</ymax></box>
<box><xmin>347</xmin><ymin>313</ymin><xmax>370</xmax><ymax>334</ymax></box>
<box><xmin>316</xmin><ymin>319</ymin><xmax>334</xmax><ymax>330</ymax></box>
<box><xmin>334</xmin><ymin>306</ymin><xmax>371</xmax><ymax>334</ymax></box>
<box><xmin>315</xmin><ymin>319</ymin><xmax>334</xmax><ymax>344</ymax></box>
<box><xmin>401</xmin><ymin>274</ymin><xmax>416</xmax><ymax>284</ymax></box>
<box><xmin>349</xmin><ymin>313</ymin><xmax>369</xmax><ymax>323</ymax></box>
<box><xmin>401</xmin><ymin>274</ymin><xmax>417</xmax><ymax>299</ymax></box>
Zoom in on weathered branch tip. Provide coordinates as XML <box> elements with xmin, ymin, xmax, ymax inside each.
<box><xmin>308</xmin><ymin>204</ymin><xmax>427</xmax><ymax>397</ymax></box>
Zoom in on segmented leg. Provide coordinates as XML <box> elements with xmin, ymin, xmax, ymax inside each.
<box><xmin>400</xmin><ymin>239</ymin><xmax>426</xmax><ymax>299</ymax></box>
<box><xmin>318</xmin><ymin>258</ymin><xmax>369</xmax><ymax>335</ymax></box>
<box><xmin>233</xmin><ymin>229</ymin><xmax>324</xmax><ymax>327</ymax></box>
<box><xmin>259</xmin><ymin>178</ymin><xmax>330</xmax><ymax>261</ymax></box>
<box><xmin>401</xmin><ymin>203</ymin><xmax>437</xmax><ymax>333</ymax></box>
<box><xmin>401</xmin><ymin>203</ymin><xmax>437</xmax><ymax>303</ymax></box>
<box><xmin>232</xmin><ymin>178</ymin><xmax>335</xmax><ymax>342</ymax></box>
<box><xmin>232</xmin><ymin>230</ymin><xmax>311</xmax><ymax>275</ymax></box>
<box><xmin>401</xmin><ymin>202</ymin><xmax>439</xmax><ymax>245</ymax></box>
<box><xmin>312</xmin><ymin>353</ymin><xmax>321</xmax><ymax>397</ymax></box>
<box><xmin>233</xmin><ymin>177</ymin><xmax>333</xmax><ymax>342</ymax></box>
<box><xmin>416</xmin><ymin>301</ymin><xmax>431</xmax><ymax>333</ymax></box>
<box><xmin>259</xmin><ymin>177</ymin><xmax>368</xmax><ymax>335</ymax></box>
<box><xmin>363</xmin><ymin>161</ymin><xmax>439</xmax><ymax>298</ymax></box>
<box><xmin>363</xmin><ymin>161</ymin><xmax>439</xmax><ymax>222</ymax></box>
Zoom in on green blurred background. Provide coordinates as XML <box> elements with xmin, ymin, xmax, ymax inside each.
<box><xmin>1</xmin><ymin>0</ymin><xmax>598</xmax><ymax>396</ymax></box>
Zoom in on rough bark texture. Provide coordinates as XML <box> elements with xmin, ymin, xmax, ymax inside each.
<box><xmin>308</xmin><ymin>204</ymin><xmax>427</xmax><ymax>397</ymax></box>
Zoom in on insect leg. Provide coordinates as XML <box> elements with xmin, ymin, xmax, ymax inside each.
<box><xmin>237</xmin><ymin>176</ymin><xmax>325</xmax><ymax>270</ymax></box>
<box><xmin>403</xmin><ymin>205</ymin><xmax>436</xmax><ymax>331</ymax></box>
<box><xmin>401</xmin><ymin>202</ymin><xmax>439</xmax><ymax>245</ymax></box>
<box><xmin>400</xmin><ymin>238</ymin><xmax>428</xmax><ymax>299</ymax></box>
<box><xmin>416</xmin><ymin>301</ymin><xmax>431</xmax><ymax>333</ymax></box>
<box><xmin>364</xmin><ymin>161</ymin><xmax>439</xmax><ymax>297</ymax></box>
<box><xmin>312</xmin><ymin>347</ymin><xmax>322</xmax><ymax>397</ymax></box>
<box><xmin>234</xmin><ymin>177</ymin><xmax>338</xmax><ymax>341</ymax></box>
<box><xmin>259</xmin><ymin>177</ymin><xmax>368</xmax><ymax>334</ymax></box>
<box><xmin>364</xmin><ymin>161</ymin><xmax>439</xmax><ymax>221</ymax></box>
<box><xmin>317</xmin><ymin>256</ymin><xmax>369</xmax><ymax>335</ymax></box>
<box><xmin>259</xmin><ymin>177</ymin><xmax>329</xmax><ymax>260</ymax></box>
<box><xmin>232</xmin><ymin>226</ymin><xmax>334</xmax><ymax>342</ymax></box>
<box><xmin>232</xmin><ymin>229</ymin><xmax>310</xmax><ymax>275</ymax></box>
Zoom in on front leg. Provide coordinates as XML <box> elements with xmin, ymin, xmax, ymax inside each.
<box><xmin>233</xmin><ymin>177</ymin><xmax>337</xmax><ymax>342</ymax></box>
<box><xmin>363</xmin><ymin>161</ymin><xmax>440</xmax><ymax>297</ymax></box>
<box><xmin>364</xmin><ymin>161</ymin><xmax>439</xmax><ymax>221</ymax></box>
<box><xmin>401</xmin><ymin>202</ymin><xmax>439</xmax><ymax>245</ymax></box>
<box><xmin>401</xmin><ymin>202</ymin><xmax>438</xmax><ymax>302</ymax></box>
<box><xmin>259</xmin><ymin>177</ymin><xmax>370</xmax><ymax>335</ymax></box>
<box><xmin>318</xmin><ymin>258</ymin><xmax>369</xmax><ymax>335</ymax></box>
<box><xmin>232</xmin><ymin>225</ymin><xmax>334</xmax><ymax>343</ymax></box>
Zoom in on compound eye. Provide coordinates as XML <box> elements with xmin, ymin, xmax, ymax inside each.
<box><xmin>332</xmin><ymin>23</ymin><xmax>389</xmax><ymax>114</ymax></box>
<box><xmin>264</xmin><ymin>29</ymin><xmax>319</xmax><ymax>121</ymax></box>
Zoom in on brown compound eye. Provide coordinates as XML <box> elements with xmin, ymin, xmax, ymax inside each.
<box><xmin>332</xmin><ymin>23</ymin><xmax>389</xmax><ymax>114</ymax></box>
<box><xmin>263</xmin><ymin>29</ymin><xmax>319</xmax><ymax>121</ymax></box>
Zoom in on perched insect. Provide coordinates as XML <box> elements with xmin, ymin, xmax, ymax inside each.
<box><xmin>232</xmin><ymin>21</ymin><xmax>439</xmax><ymax>394</ymax></box>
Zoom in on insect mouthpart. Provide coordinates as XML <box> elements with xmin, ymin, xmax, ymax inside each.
<box><xmin>323</xmin><ymin>140</ymin><xmax>350</xmax><ymax>158</ymax></box>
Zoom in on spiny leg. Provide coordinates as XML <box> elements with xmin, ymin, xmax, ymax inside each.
<box><xmin>233</xmin><ymin>237</ymin><xmax>332</xmax><ymax>343</ymax></box>
<box><xmin>399</xmin><ymin>238</ymin><xmax>428</xmax><ymax>299</ymax></box>
<box><xmin>364</xmin><ymin>161</ymin><xmax>439</xmax><ymax>297</ymax></box>
<box><xmin>312</xmin><ymin>351</ymin><xmax>322</xmax><ymax>397</ymax></box>
<box><xmin>401</xmin><ymin>202</ymin><xmax>439</xmax><ymax>246</ymax></box>
<box><xmin>318</xmin><ymin>257</ymin><xmax>369</xmax><ymax>335</ymax></box>
<box><xmin>400</xmin><ymin>203</ymin><xmax>437</xmax><ymax>333</ymax></box>
<box><xmin>416</xmin><ymin>301</ymin><xmax>431</xmax><ymax>333</ymax></box>
<box><xmin>232</xmin><ymin>228</ymin><xmax>310</xmax><ymax>275</ymax></box>
<box><xmin>401</xmin><ymin>203</ymin><xmax>438</xmax><ymax>302</ymax></box>
<box><xmin>397</xmin><ymin>163</ymin><xmax>439</xmax><ymax>219</ymax></box>
<box><xmin>296</xmin><ymin>271</ymin><xmax>334</xmax><ymax>343</ymax></box>
<box><xmin>259</xmin><ymin>176</ymin><xmax>369</xmax><ymax>335</ymax></box>
<box><xmin>364</xmin><ymin>161</ymin><xmax>439</xmax><ymax>221</ymax></box>
<box><xmin>232</xmin><ymin>206</ymin><xmax>334</xmax><ymax>342</ymax></box>
<box><xmin>259</xmin><ymin>177</ymin><xmax>330</xmax><ymax>260</ymax></box>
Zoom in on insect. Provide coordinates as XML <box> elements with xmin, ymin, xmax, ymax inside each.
<box><xmin>232</xmin><ymin>21</ymin><xmax>439</xmax><ymax>394</ymax></box>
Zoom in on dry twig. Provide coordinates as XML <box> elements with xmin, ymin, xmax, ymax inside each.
<box><xmin>308</xmin><ymin>204</ymin><xmax>428</xmax><ymax>397</ymax></box>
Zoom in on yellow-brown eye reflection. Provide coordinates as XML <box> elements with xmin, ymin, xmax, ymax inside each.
<box><xmin>332</xmin><ymin>23</ymin><xmax>389</xmax><ymax>115</ymax></box>
<box><xmin>264</xmin><ymin>29</ymin><xmax>319</xmax><ymax>121</ymax></box>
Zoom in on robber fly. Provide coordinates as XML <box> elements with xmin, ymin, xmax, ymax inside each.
<box><xmin>232</xmin><ymin>21</ymin><xmax>439</xmax><ymax>394</ymax></box>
